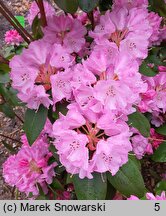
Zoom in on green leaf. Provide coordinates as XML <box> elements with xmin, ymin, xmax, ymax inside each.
<box><xmin>99</xmin><ymin>0</ymin><xmax>113</xmax><ymax>11</ymax></box>
<box><xmin>0</xmin><ymin>73</ymin><xmax>10</xmax><ymax>83</ymax></box>
<box><xmin>156</xmin><ymin>124</ymin><xmax>166</xmax><ymax>135</ymax></box>
<box><xmin>155</xmin><ymin>181</ymin><xmax>166</xmax><ymax>194</ymax></box>
<box><xmin>72</xmin><ymin>172</ymin><xmax>107</xmax><ymax>200</ymax></box>
<box><xmin>51</xmin><ymin>178</ymin><xmax>64</xmax><ymax>190</ymax></box>
<box><xmin>0</xmin><ymin>63</ymin><xmax>10</xmax><ymax>73</ymax></box>
<box><xmin>151</xmin><ymin>142</ymin><xmax>166</xmax><ymax>162</ymax></box>
<box><xmin>0</xmin><ymin>84</ymin><xmax>21</xmax><ymax>106</ymax></box>
<box><xmin>15</xmin><ymin>16</ymin><xmax>25</xmax><ymax>27</ymax></box>
<box><xmin>2</xmin><ymin>141</ymin><xmax>16</xmax><ymax>153</ymax></box>
<box><xmin>139</xmin><ymin>61</ymin><xmax>158</xmax><ymax>77</ymax></box>
<box><xmin>54</xmin><ymin>0</ymin><xmax>79</xmax><ymax>14</ymax></box>
<box><xmin>78</xmin><ymin>0</ymin><xmax>99</xmax><ymax>12</ymax></box>
<box><xmin>35</xmin><ymin>183</ymin><xmax>48</xmax><ymax>200</ymax></box>
<box><xmin>0</xmin><ymin>103</ymin><xmax>15</xmax><ymax>118</ymax></box>
<box><xmin>32</xmin><ymin>15</ymin><xmax>43</xmax><ymax>39</ymax></box>
<box><xmin>148</xmin><ymin>0</ymin><xmax>166</xmax><ymax>17</ymax></box>
<box><xmin>107</xmin><ymin>157</ymin><xmax>146</xmax><ymax>198</ymax></box>
<box><xmin>52</xmin><ymin>101</ymin><xmax>69</xmax><ymax>120</ymax></box>
<box><xmin>3</xmin><ymin>46</ymin><xmax>15</xmax><ymax>58</ymax></box>
<box><xmin>128</xmin><ymin>111</ymin><xmax>150</xmax><ymax>137</ymax></box>
<box><xmin>105</xmin><ymin>181</ymin><xmax>116</xmax><ymax>200</ymax></box>
<box><xmin>23</xmin><ymin>105</ymin><xmax>48</xmax><ymax>145</ymax></box>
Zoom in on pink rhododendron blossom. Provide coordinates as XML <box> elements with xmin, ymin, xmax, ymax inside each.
<box><xmin>127</xmin><ymin>195</ymin><xmax>140</xmax><ymax>200</ymax></box>
<box><xmin>148</xmin><ymin>12</ymin><xmax>162</xmax><ymax>45</ymax></box>
<box><xmin>52</xmin><ymin>106</ymin><xmax>132</xmax><ymax>178</ymax></box>
<box><xmin>151</xmin><ymin>111</ymin><xmax>164</xmax><ymax>127</ymax></box>
<box><xmin>149</xmin><ymin>128</ymin><xmax>164</xmax><ymax>149</ymax></box>
<box><xmin>113</xmin><ymin>0</ymin><xmax>148</xmax><ymax>10</ymax></box>
<box><xmin>27</xmin><ymin>0</ymin><xmax>55</xmax><ymax>25</ymax></box>
<box><xmin>154</xmin><ymin>26</ymin><xmax>166</xmax><ymax>45</ymax></box>
<box><xmin>10</xmin><ymin>40</ymin><xmax>75</xmax><ymax>109</ymax></box>
<box><xmin>93</xmin><ymin>80</ymin><xmax>135</xmax><ymax>113</ymax></box>
<box><xmin>146</xmin><ymin>192</ymin><xmax>166</xmax><ymax>200</ymax></box>
<box><xmin>43</xmin><ymin>15</ymin><xmax>87</xmax><ymax>53</ymax></box>
<box><xmin>3</xmin><ymin>135</ymin><xmax>56</xmax><ymax>196</ymax></box>
<box><xmin>90</xmin><ymin>7</ymin><xmax>152</xmax><ymax>59</ymax></box>
<box><xmin>5</xmin><ymin>30</ymin><xmax>23</xmax><ymax>46</ymax></box>
<box><xmin>128</xmin><ymin>192</ymin><xmax>166</xmax><ymax>200</ymax></box>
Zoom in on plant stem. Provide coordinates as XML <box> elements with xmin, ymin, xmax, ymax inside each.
<box><xmin>35</xmin><ymin>0</ymin><xmax>47</xmax><ymax>27</ymax></box>
<box><xmin>14</xmin><ymin>112</ymin><xmax>24</xmax><ymax>124</ymax></box>
<box><xmin>0</xmin><ymin>133</ymin><xmax>21</xmax><ymax>144</ymax></box>
<box><xmin>0</xmin><ymin>0</ymin><xmax>34</xmax><ymax>43</ymax></box>
<box><xmin>88</xmin><ymin>11</ymin><xmax>95</xmax><ymax>30</ymax></box>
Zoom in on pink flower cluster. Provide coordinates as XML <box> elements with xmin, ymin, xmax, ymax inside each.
<box><xmin>52</xmin><ymin>105</ymin><xmax>132</xmax><ymax>178</ymax></box>
<box><xmin>139</xmin><ymin>72</ymin><xmax>166</xmax><ymax>127</ymax></box>
<box><xmin>128</xmin><ymin>191</ymin><xmax>166</xmax><ymax>200</ymax></box>
<box><xmin>5</xmin><ymin>29</ymin><xmax>23</xmax><ymax>46</ymax></box>
<box><xmin>131</xmin><ymin>128</ymin><xmax>163</xmax><ymax>159</ymax></box>
<box><xmin>8</xmin><ymin>0</ymin><xmax>166</xmax><ymax>180</ymax></box>
<box><xmin>3</xmin><ymin>132</ymin><xmax>56</xmax><ymax>196</ymax></box>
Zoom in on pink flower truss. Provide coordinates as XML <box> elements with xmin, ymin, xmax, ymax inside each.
<box><xmin>3</xmin><ymin>135</ymin><xmax>56</xmax><ymax>196</ymax></box>
<box><xmin>52</xmin><ymin>105</ymin><xmax>132</xmax><ymax>179</ymax></box>
<box><xmin>90</xmin><ymin>7</ymin><xmax>152</xmax><ymax>59</ymax></box>
<box><xmin>128</xmin><ymin>192</ymin><xmax>166</xmax><ymax>200</ymax></box>
<box><xmin>43</xmin><ymin>15</ymin><xmax>87</xmax><ymax>53</ymax></box>
<box><xmin>10</xmin><ymin>40</ymin><xmax>75</xmax><ymax>109</ymax></box>
<box><xmin>27</xmin><ymin>0</ymin><xmax>55</xmax><ymax>25</ymax></box>
<box><xmin>5</xmin><ymin>30</ymin><xmax>23</xmax><ymax>46</ymax></box>
<box><xmin>139</xmin><ymin>72</ymin><xmax>166</xmax><ymax>113</ymax></box>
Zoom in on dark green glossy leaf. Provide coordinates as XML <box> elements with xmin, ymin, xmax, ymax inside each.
<box><xmin>0</xmin><ymin>73</ymin><xmax>10</xmax><ymax>83</ymax></box>
<box><xmin>72</xmin><ymin>172</ymin><xmax>107</xmax><ymax>200</ymax></box>
<box><xmin>139</xmin><ymin>61</ymin><xmax>158</xmax><ymax>77</ymax></box>
<box><xmin>148</xmin><ymin>0</ymin><xmax>166</xmax><ymax>17</ymax></box>
<box><xmin>107</xmin><ymin>157</ymin><xmax>146</xmax><ymax>198</ymax></box>
<box><xmin>0</xmin><ymin>63</ymin><xmax>10</xmax><ymax>73</ymax></box>
<box><xmin>0</xmin><ymin>103</ymin><xmax>15</xmax><ymax>118</ymax></box>
<box><xmin>54</xmin><ymin>0</ymin><xmax>79</xmax><ymax>14</ymax></box>
<box><xmin>51</xmin><ymin>178</ymin><xmax>64</xmax><ymax>190</ymax></box>
<box><xmin>52</xmin><ymin>101</ymin><xmax>69</xmax><ymax>120</ymax></box>
<box><xmin>0</xmin><ymin>84</ymin><xmax>21</xmax><ymax>106</ymax></box>
<box><xmin>99</xmin><ymin>0</ymin><xmax>113</xmax><ymax>11</ymax></box>
<box><xmin>155</xmin><ymin>181</ymin><xmax>166</xmax><ymax>193</ymax></box>
<box><xmin>156</xmin><ymin>124</ymin><xmax>166</xmax><ymax>135</ymax></box>
<box><xmin>151</xmin><ymin>142</ymin><xmax>166</xmax><ymax>162</ymax></box>
<box><xmin>128</xmin><ymin>111</ymin><xmax>150</xmax><ymax>137</ymax></box>
<box><xmin>23</xmin><ymin>105</ymin><xmax>48</xmax><ymax>145</ymax></box>
<box><xmin>78</xmin><ymin>0</ymin><xmax>99</xmax><ymax>12</ymax></box>
<box><xmin>32</xmin><ymin>15</ymin><xmax>43</xmax><ymax>39</ymax></box>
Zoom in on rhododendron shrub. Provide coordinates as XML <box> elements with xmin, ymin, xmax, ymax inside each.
<box><xmin>0</xmin><ymin>0</ymin><xmax>166</xmax><ymax>200</ymax></box>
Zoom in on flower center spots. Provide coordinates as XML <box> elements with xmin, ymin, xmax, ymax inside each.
<box><xmin>109</xmin><ymin>29</ymin><xmax>129</xmax><ymax>47</ymax></box>
<box><xmin>106</xmin><ymin>86</ymin><xmax>116</xmax><ymax>96</ymax></box>
<box><xmin>35</xmin><ymin>64</ymin><xmax>57</xmax><ymax>91</ymax></box>
<box><xmin>29</xmin><ymin>160</ymin><xmax>41</xmax><ymax>173</ymax></box>
<box><xmin>102</xmin><ymin>153</ymin><xmax>112</xmax><ymax>163</ymax></box>
<box><xmin>69</xmin><ymin>140</ymin><xmax>80</xmax><ymax>150</ymax></box>
<box><xmin>21</xmin><ymin>73</ymin><xmax>29</xmax><ymax>82</ymax></box>
<box><xmin>129</xmin><ymin>42</ymin><xmax>137</xmax><ymax>50</ymax></box>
